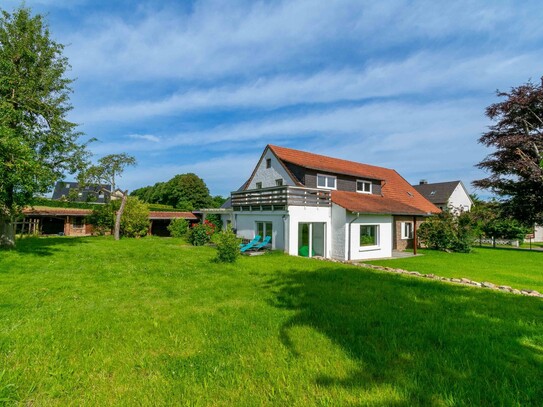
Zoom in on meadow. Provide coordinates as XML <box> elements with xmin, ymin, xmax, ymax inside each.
<box><xmin>0</xmin><ymin>237</ymin><xmax>542</xmax><ymax>406</ymax></box>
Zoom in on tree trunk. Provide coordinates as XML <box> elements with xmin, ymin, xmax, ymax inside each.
<box><xmin>0</xmin><ymin>214</ymin><xmax>16</xmax><ymax>249</ymax></box>
<box><xmin>114</xmin><ymin>190</ymin><xmax>128</xmax><ymax>241</ymax></box>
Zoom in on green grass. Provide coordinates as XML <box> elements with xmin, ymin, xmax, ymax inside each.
<box><xmin>367</xmin><ymin>247</ymin><xmax>543</xmax><ymax>292</ymax></box>
<box><xmin>0</xmin><ymin>237</ymin><xmax>542</xmax><ymax>406</ymax></box>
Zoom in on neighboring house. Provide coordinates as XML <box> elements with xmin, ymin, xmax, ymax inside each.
<box><xmin>533</xmin><ymin>225</ymin><xmax>543</xmax><ymax>242</ymax></box>
<box><xmin>412</xmin><ymin>180</ymin><xmax>473</xmax><ymax>213</ymax></box>
<box><xmin>21</xmin><ymin>207</ymin><xmax>198</xmax><ymax>237</ymax></box>
<box><xmin>52</xmin><ymin>181</ymin><xmax>111</xmax><ymax>203</ymax></box>
<box><xmin>228</xmin><ymin>145</ymin><xmax>439</xmax><ymax>260</ymax></box>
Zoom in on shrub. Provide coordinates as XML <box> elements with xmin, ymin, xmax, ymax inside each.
<box><xmin>418</xmin><ymin>211</ymin><xmax>473</xmax><ymax>253</ymax></box>
<box><xmin>88</xmin><ymin>204</ymin><xmax>115</xmax><ymax>235</ymax></box>
<box><xmin>214</xmin><ymin>228</ymin><xmax>241</xmax><ymax>263</ymax></box>
<box><xmin>167</xmin><ymin>218</ymin><xmax>189</xmax><ymax>238</ymax></box>
<box><xmin>187</xmin><ymin>219</ymin><xmax>216</xmax><ymax>246</ymax></box>
<box><xmin>120</xmin><ymin>197</ymin><xmax>150</xmax><ymax>238</ymax></box>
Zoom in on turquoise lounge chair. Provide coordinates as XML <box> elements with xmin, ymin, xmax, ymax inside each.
<box><xmin>249</xmin><ymin>235</ymin><xmax>271</xmax><ymax>251</ymax></box>
<box><xmin>240</xmin><ymin>235</ymin><xmax>261</xmax><ymax>252</ymax></box>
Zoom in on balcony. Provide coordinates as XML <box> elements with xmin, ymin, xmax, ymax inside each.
<box><xmin>231</xmin><ymin>186</ymin><xmax>331</xmax><ymax>211</ymax></box>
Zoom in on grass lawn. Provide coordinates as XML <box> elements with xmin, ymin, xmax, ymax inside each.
<box><xmin>367</xmin><ymin>247</ymin><xmax>543</xmax><ymax>293</ymax></box>
<box><xmin>0</xmin><ymin>237</ymin><xmax>542</xmax><ymax>406</ymax></box>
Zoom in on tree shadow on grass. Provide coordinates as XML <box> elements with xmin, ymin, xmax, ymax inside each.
<box><xmin>265</xmin><ymin>266</ymin><xmax>543</xmax><ymax>406</ymax></box>
<box><xmin>10</xmin><ymin>236</ymin><xmax>90</xmax><ymax>257</ymax></box>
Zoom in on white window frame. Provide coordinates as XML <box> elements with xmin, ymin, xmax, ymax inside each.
<box><xmin>356</xmin><ymin>179</ymin><xmax>372</xmax><ymax>194</ymax></box>
<box><xmin>317</xmin><ymin>174</ymin><xmax>337</xmax><ymax>190</ymax></box>
<box><xmin>359</xmin><ymin>224</ymin><xmax>379</xmax><ymax>250</ymax></box>
<box><xmin>401</xmin><ymin>222</ymin><xmax>413</xmax><ymax>239</ymax></box>
<box><xmin>255</xmin><ymin>221</ymin><xmax>273</xmax><ymax>244</ymax></box>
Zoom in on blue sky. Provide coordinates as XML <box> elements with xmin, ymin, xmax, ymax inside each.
<box><xmin>6</xmin><ymin>0</ymin><xmax>543</xmax><ymax>198</ymax></box>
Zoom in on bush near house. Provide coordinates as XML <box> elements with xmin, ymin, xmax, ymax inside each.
<box><xmin>167</xmin><ymin>218</ymin><xmax>189</xmax><ymax>238</ymax></box>
<box><xmin>187</xmin><ymin>219</ymin><xmax>216</xmax><ymax>246</ymax></box>
<box><xmin>88</xmin><ymin>197</ymin><xmax>150</xmax><ymax>238</ymax></box>
<box><xmin>214</xmin><ymin>228</ymin><xmax>241</xmax><ymax>263</ymax></box>
<box><xmin>418</xmin><ymin>211</ymin><xmax>473</xmax><ymax>252</ymax></box>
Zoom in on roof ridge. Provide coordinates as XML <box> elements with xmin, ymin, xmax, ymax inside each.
<box><xmin>268</xmin><ymin>144</ymin><xmax>394</xmax><ymax>173</ymax></box>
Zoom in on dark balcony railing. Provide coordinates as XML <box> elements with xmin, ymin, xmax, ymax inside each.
<box><xmin>231</xmin><ymin>186</ymin><xmax>331</xmax><ymax>210</ymax></box>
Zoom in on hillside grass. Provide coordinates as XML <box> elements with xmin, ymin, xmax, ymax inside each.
<box><xmin>0</xmin><ymin>237</ymin><xmax>542</xmax><ymax>406</ymax></box>
<box><xmin>367</xmin><ymin>247</ymin><xmax>543</xmax><ymax>292</ymax></box>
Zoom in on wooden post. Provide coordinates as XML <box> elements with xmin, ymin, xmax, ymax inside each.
<box><xmin>413</xmin><ymin>216</ymin><xmax>417</xmax><ymax>255</ymax></box>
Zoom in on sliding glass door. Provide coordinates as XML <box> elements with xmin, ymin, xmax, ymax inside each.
<box><xmin>298</xmin><ymin>222</ymin><xmax>325</xmax><ymax>257</ymax></box>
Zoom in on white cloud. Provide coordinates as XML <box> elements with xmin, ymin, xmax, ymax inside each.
<box><xmin>63</xmin><ymin>0</ymin><xmax>543</xmax><ymax>83</ymax></box>
<box><xmin>128</xmin><ymin>134</ymin><xmax>161</xmax><ymax>143</ymax></box>
<box><xmin>73</xmin><ymin>50</ymin><xmax>542</xmax><ymax>124</ymax></box>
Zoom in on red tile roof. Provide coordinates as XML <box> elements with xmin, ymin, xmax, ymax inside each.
<box><xmin>268</xmin><ymin>145</ymin><xmax>440</xmax><ymax>216</ymax></box>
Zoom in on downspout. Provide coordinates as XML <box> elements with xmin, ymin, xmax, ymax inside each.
<box><xmin>347</xmin><ymin>212</ymin><xmax>360</xmax><ymax>261</ymax></box>
<box><xmin>413</xmin><ymin>216</ymin><xmax>417</xmax><ymax>255</ymax></box>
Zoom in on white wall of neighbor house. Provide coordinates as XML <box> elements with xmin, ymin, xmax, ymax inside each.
<box><xmin>331</xmin><ymin>203</ymin><xmax>347</xmax><ymax>260</ymax></box>
<box><xmin>448</xmin><ymin>183</ymin><xmax>472</xmax><ymax>212</ymax></box>
<box><xmin>534</xmin><ymin>225</ymin><xmax>543</xmax><ymax>242</ymax></box>
<box><xmin>347</xmin><ymin>214</ymin><xmax>393</xmax><ymax>260</ymax></box>
<box><xmin>234</xmin><ymin>212</ymin><xmax>285</xmax><ymax>250</ymax></box>
<box><xmin>246</xmin><ymin>149</ymin><xmax>296</xmax><ymax>189</ymax></box>
<box><xmin>287</xmin><ymin>206</ymin><xmax>332</xmax><ymax>258</ymax></box>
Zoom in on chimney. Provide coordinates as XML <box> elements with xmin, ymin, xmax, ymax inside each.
<box><xmin>419</xmin><ymin>179</ymin><xmax>428</xmax><ymax>185</ymax></box>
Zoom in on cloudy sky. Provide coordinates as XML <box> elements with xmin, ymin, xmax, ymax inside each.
<box><xmin>6</xmin><ymin>0</ymin><xmax>543</xmax><ymax>197</ymax></box>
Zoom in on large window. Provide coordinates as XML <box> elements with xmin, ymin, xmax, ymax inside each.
<box><xmin>256</xmin><ymin>221</ymin><xmax>273</xmax><ymax>243</ymax></box>
<box><xmin>360</xmin><ymin>225</ymin><xmax>379</xmax><ymax>247</ymax></box>
<box><xmin>401</xmin><ymin>222</ymin><xmax>413</xmax><ymax>239</ymax></box>
<box><xmin>356</xmin><ymin>180</ymin><xmax>372</xmax><ymax>194</ymax></box>
<box><xmin>317</xmin><ymin>174</ymin><xmax>336</xmax><ymax>189</ymax></box>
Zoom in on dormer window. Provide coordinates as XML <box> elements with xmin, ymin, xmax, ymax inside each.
<box><xmin>266</xmin><ymin>158</ymin><xmax>271</xmax><ymax>169</ymax></box>
<box><xmin>317</xmin><ymin>174</ymin><xmax>336</xmax><ymax>189</ymax></box>
<box><xmin>356</xmin><ymin>180</ymin><xmax>372</xmax><ymax>194</ymax></box>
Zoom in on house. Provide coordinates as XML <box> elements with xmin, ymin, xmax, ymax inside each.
<box><xmin>21</xmin><ymin>207</ymin><xmax>198</xmax><ymax>237</ymax></box>
<box><xmin>412</xmin><ymin>180</ymin><xmax>473</xmax><ymax>213</ymax></box>
<box><xmin>52</xmin><ymin>181</ymin><xmax>111</xmax><ymax>203</ymax></box>
<box><xmin>228</xmin><ymin>145</ymin><xmax>440</xmax><ymax>260</ymax></box>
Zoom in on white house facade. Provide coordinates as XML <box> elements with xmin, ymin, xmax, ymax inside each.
<box><xmin>228</xmin><ymin>145</ymin><xmax>439</xmax><ymax>261</ymax></box>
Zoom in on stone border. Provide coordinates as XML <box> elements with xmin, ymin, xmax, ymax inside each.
<box><xmin>355</xmin><ymin>263</ymin><xmax>542</xmax><ymax>298</ymax></box>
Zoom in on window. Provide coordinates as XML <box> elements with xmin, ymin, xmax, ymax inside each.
<box><xmin>256</xmin><ymin>182</ymin><xmax>262</xmax><ymax>189</ymax></box>
<box><xmin>360</xmin><ymin>225</ymin><xmax>378</xmax><ymax>247</ymax></box>
<box><xmin>317</xmin><ymin>174</ymin><xmax>336</xmax><ymax>189</ymax></box>
<box><xmin>401</xmin><ymin>222</ymin><xmax>413</xmax><ymax>239</ymax></box>
<box><xmin>72</xmin><ymin>217</ymin><xmax>85</xmax><ymax>229</ymax></box>
<box><xmin>275</xmin><ymin>179</ymin><xmax>283</xmax><ymax>186</ymax></box>
<box><xmin>266</xmin><ymin>158</ymin><xmax>271</xmax><ymax>168</ymax></box>
<box><xmin>256</xmin><ymin>221</ymin><xmax>273</xmax><ymax>244</ymax></box>
<box><xmin>356</xmin><ymin>180</ymin><xmax>372</xmax><ymax>194</ymax></box>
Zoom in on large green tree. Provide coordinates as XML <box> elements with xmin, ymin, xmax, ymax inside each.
<box><xmin>0</xmin><ymin>6</ymin><xmax>88</xmax><ymax>248</ymax></box>
<box><xmin>131</xmin><ymin>173</ymin><xmax>217</xmax><ymax>210</ymax></box>
<box><xmin>473</xmin><ymin>77</ymin><xmax>543</xmax><ymax>226</ymax></box>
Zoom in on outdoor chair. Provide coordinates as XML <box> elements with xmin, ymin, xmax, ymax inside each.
<box><xmin>248</xmin><ymin>235</ymin><xmax>271</xmax><ymax>252</ymax></box>
<box><xmin>240</xmin><ymin>235</ymin><xmax>261</xmax><ymax>252</ymax></box>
